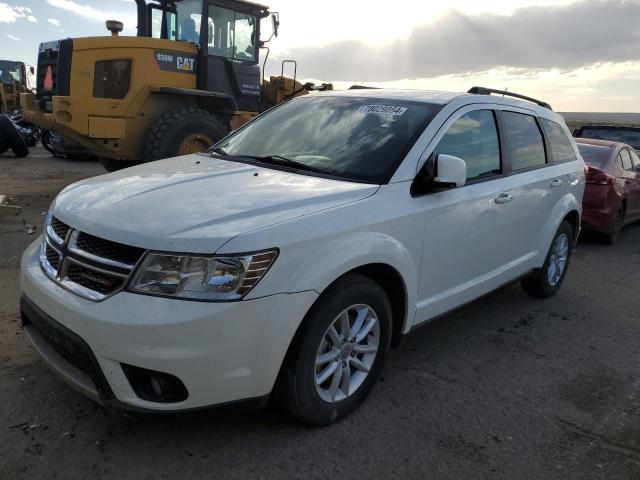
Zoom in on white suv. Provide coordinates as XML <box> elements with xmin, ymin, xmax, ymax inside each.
<box><xmin>20</xmin><ymin>87</ymin><xmax>585</xmax><ymax>425</ymax></box>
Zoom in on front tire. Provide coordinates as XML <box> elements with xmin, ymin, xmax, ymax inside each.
<box><xmin>275</xmin><ymin>273</ymin><xmax>392</xmax><ymax>426</ymax></box>
<box><xmin>143</xmin><ymin>107</ymin><xmax>228</xmax><ymax>162</ymax></box>
<box><xmin>522</xmin><ymin>220</ymin><xmax>574</xmax><ymax>298</ymax></box>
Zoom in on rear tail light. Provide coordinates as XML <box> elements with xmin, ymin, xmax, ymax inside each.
<box><xmin>586</xmin><ymin>167</ymin><xmax>614</xmax><ymax>185</ymax></box>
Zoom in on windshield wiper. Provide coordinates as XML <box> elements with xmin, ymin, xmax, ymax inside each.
<box><xmin>240</xmin><ymin>155</ymin><xmax>328</xmax><ymax>174</ymax></box>
<box><xmin>209</xmin><ymin>147</ymin><xmax>230</xmax><ymax>156</ymax></box>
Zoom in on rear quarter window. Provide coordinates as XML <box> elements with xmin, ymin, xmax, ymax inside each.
<box><xmin>541</xmin><ymin>119</ymin><xmax>576</xmax><ymax>162</ymax></box>
<box><xmin>502</xmin><ymin>111</ymin><xmax>546</xmax><ymax>170</ymax></box>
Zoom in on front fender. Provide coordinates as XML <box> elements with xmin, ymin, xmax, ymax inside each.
<box><xmin>281</xmin><ymin>231</ymin><xmax>418</xmax><ymax>334</ymax></box>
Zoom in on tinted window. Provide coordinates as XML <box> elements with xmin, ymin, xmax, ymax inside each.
<box><xmin>432</xmin><ymin>110</ymin><xmax>500</xmax><ymax>180</ymax></box>
<box><xmin>629</xmin><ymin>149</ymin><xmax>640</xmax><ymax>168</ymax></box>
<box><xmin>578</xmin><ymin>127</ymin><xmax>640</xmax><ymax>150</ymax></box>
<box><xmin>576</xmin><ymin>143</ymin><xmax>612</xmax><ymax>166</ymax></box>
<box><xmin>620</xmin><ymin>149</ymin><xmax>633</xmax><ymax>170</ymax></box>
<box><xmin>541</xmin><ymin>119</ymin><xmax>575</xmax><ymax>162</ymax></box>
<box><xmin>217</xmin><ymin>96</ymin><xmax>438</xmax><ymax>183</ymax></box>
<box><xmin>502</xmin><ymin>112</ymin><xmax>546</xmax><ymax>170</ymax></box>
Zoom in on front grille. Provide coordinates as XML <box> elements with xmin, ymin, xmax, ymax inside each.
<box><xmin>76</xmin><ymin>232</ymin><xmax>144</xmax><ymax>267</ymax></box>
<box><xmin>21</xmin><ymin>297</ymin><xmax>115</xmax><ymax>400</ymax></box>
<box><xmin>40</xmin><ymin>215</ymin><xmax>145</xmax><ymax>301</ymax></box>
<box><xmin>50</xmin><ymin>216</ymin><xmax>70</xmax><ymax>241</ymax></box>
<box><xmin>45</xmin><ymin>243</ymin><xmax>60</xmax><ymax>270</ymax></box>
<box><xmin>66</xmin><ymin>262</ymin><xmax>126</xmax><ymax>295</ymax></box>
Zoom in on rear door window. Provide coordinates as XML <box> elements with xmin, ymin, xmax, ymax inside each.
<box><xmin>540</xmin><ymin>119</ymin><xmax>576</xmax><ymax>163</ymax></box>
<box><xmin>629</xmin><ymin>150</ymin><xmax>640</xmax><ymax>169</ymax></box>
<box><xmin>502</xmin><ymin>111</ymin><xmax>546</xmax><ymax>171</ymax></box>
<box><xmin>432</xmin><ymin>110</ymin><xmax>501</xmax><ymax>180</ymax></box>
<box><xmin>620</xmin><ymin>149</ymin><xmax>633</xmax><ymax>170</ymax></box>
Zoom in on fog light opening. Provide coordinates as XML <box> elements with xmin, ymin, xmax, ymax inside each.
<box><xmin>121</xmin><ymin>363</ymin><xmax>188</xmax><ymax>404</ymax></box>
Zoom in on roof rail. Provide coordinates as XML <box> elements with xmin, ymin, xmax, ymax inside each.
<box><xmin>467</xmin><ymin>86</ymin><xmax>552</xmax><ymax>110</ymax></box>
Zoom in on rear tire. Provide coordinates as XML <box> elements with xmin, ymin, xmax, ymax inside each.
<box><xmin>275</xmin><ymin>273</ymin><xmax>392</xmax><ymax>426</ymax></box>
<box><xmin>522</xmin><ymin>220</ymin><xmax>574</xmax><ymax>298</ymax></box>
<box><xmin>0</xmin><ymin>114</ymin><xmax>28</xmax><ymax>157</ymax></box>
<box><xmin>143</xmin><ymin>107</ymin><xmax>228</xmax><ymax>162</ymax></box>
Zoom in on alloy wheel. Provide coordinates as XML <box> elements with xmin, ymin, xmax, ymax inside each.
<box><xmin>314</xmin><ymin>304</ymin><xmax>380</xmax><ymax>403</ymax></box>
<box><xmin>547</xmin><ymin>233</ymin><xmax>569</xmax><ymax>286</ymax></box>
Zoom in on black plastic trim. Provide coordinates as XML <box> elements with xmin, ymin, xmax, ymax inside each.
<box><xmin>57</xmin><ymin>39</ymin><xmax>73</xmax><ymax>97</ymax></box>
<box><xmin>20</xmin><ymin>295</ymin><xmax>115</xmax><ymax>400</ymax></box>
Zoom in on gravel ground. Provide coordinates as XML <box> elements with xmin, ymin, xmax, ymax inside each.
<box><xmin>1</xmin><ymin>148</ymin><xmax>639</xmax><ymax>480</ymax></box>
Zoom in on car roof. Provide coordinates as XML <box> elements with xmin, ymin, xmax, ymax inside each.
<box><xmin>317</xmin><ymin>88</ymin><xmax>558</xmax><ymax>116</ymax></box>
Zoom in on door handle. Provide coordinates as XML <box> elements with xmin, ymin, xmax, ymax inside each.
<box><xmin>495</xmin><ymin>193</ymin><xmax>514</xmax><ymax>204</ymax></box>
<box><xmin>550</xmin><ymin>179</ymin><xmax>563</xmax><ymax>188</ymax></box>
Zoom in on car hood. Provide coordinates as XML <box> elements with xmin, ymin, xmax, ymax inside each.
<box><xmin>53</xmin><ymin>155</ymin><xmax>378</xmax><ymax>253</ymax></box>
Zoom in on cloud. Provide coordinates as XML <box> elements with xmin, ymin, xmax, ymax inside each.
<box><xmin>27</xmin><ymin>15</ymin><xmax>36</xmax><ymax>22</ymax></box>
<box><xmin>46</xmin><ymin>0</ymin><xmax>106</xmax><ymax>20</ymax></box>
<box><xmin>47</xmin><ymin>18</ymin><xmax>60</xmax><ymax>26</ymax></box>
<box><xmin>7</xmin><ymin>33</ymin><xmax>20</xmax><ymax>41</ymax></box>
<box><xmin>0</xmin><ymin>3</ymin><xmax>32</xmax><ymax>23</ymax></box>
<box><xmin>46</xmin><ymin>0</ymin><xmax>136</xmax><ymax>32</ymax></box>
<box><xmin>272</xmin><ymin>0</ymin><xmax>640</xmax><ymax>82</ymax></box>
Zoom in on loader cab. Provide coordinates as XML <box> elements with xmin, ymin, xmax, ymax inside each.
<box><xmin>143</xmin><ymin>0</ymin><xmax>269</xmax><ymax>111</ymax></box>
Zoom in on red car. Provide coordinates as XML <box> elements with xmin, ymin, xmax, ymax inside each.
<box><xmin>576</xmin><ymin>139</ymin><xmax>640</xmax><ymax>243</ymax></box>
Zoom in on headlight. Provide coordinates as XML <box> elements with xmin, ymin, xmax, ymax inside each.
<box><xmin>128</xmin><ymin>250</ymin><xmax>278</xmax><ymax>301</ymax></box>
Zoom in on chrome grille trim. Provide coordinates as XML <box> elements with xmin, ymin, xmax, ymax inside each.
<box><xmin>67</xmin><ymin>230</ymin><xmax>136</xmax><ymax>270</ymax></box>
<box><xmin>40</xmin><ymin>216</ymin><xmax>144</xmax><ymax>302</ymax></box>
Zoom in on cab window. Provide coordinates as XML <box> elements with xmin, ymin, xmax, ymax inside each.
<box><xmin>150</xmin><ymin>8</ymin><xmax>177</xmax><ymax>40</ymax></box>
<box><xmin>502</xmin><ymin>111</ymin><xmax>546</xmax><ymax>170</ymax></box>
<box><xmin>207</xmin><ymin>6</ymin><xmax>257</xmax><ymax>62</ymax></box>
<box><xmin>432</xmin><ymin>110</ymin><xmax>501</xmax><ymax>180</ymax></box>
<box><xmin>176</xmin><ymin>0</ymin><xmax>202</xmax><ymax>44</ymax></box>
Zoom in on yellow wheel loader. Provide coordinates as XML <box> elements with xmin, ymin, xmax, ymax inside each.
<box><xmin>1</xmin><ymin>60</ymin><xmax>33</xmax><ymax>113</ymax></box>
<box><xmin>21</xmin><ymin>0</ymin><xmax>331</xmax><ymax>171</ymax></box>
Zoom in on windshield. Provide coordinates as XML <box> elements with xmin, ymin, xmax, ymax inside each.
<box><xmin>577</xmin><ymin>143</ymin><xmax>613</xmax><ymax>166</ymax></box>
<box><xmin>0</xmin><ymin>61</ymin><xmax>22</xmax><ymax>85</ymax></box>
<box><xmin>578</xmin><ymin>127</ymin><xmax>640</xmax><ymax>150</ymax></box>
<box><xmin>216</xmin><ymin>96</ymin><xmax>438</xmax><ymax>183</ymax></box>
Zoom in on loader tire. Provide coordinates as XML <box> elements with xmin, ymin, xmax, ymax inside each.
<box><xmin>144</xmin><ymin>107</ymin><xmax>229</xmax><ymax>162</ymax></box>
<box><xmin>0</xmin><ymin>125</ymin><xmax>8</xmax><ymax>156</ymax></box>
<box><xmin>99</xmin><ymin>157</ymin><xmax>140</xmax><ymax>173</ymax></box>
<box><xmin>0</xmin><ymin>114</ymin><xmax>28</xmax><ymax>157</ymax></box>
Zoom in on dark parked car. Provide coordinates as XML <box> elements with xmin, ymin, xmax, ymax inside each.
<box><xmin>576</xmin><ymin>139</ymin><xmax>640</xmax><ymax>243</ymax></box>
<box><xmin>574</xmin><ymin>125</ymin><xmax>640</xmax><ymax>151</ymax></box>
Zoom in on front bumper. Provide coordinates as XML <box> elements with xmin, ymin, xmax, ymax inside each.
<box><xmin>20</xmin><ymin>239</ymin><xmax>318</xmax><ymax>411</ymax></box>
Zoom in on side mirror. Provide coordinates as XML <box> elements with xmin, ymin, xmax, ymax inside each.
<box><xmin>29</xmin><ymin>66</ymin><xmax>35</xmax><ymax>75</ymax></box>
<box><xmin>271</xmin><ymin>13</ymin><xmax>279</xmax><ymax>38</ymax></box>
<box><xmin>434</xmin><ymin>154</ymin><xmax>466</xmax><ymax>188</ymax></box>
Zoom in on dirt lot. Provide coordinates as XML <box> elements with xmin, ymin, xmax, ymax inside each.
<box><xmin>1</xmin><ymin>148</ymin><xmax>639</xmax><ymax>479</ymax></box>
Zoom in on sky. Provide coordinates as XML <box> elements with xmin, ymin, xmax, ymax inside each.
<box><xmin>0</xmin><ymin>0</ymin><xmax>639</xmax><ymax>112</ymax></box>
